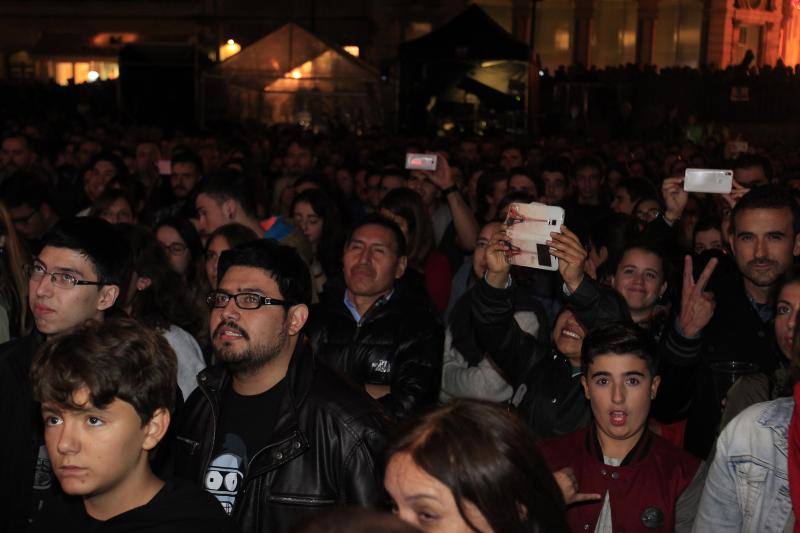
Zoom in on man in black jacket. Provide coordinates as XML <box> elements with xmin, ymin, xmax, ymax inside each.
<box><xmin>0</xmin><ymin>217</ymin><xmax>130</xmax><ymax>532</ymax></box>
<box><xmin>173</xmin><ymin>239</ymin><xmax>388</xmax><ymax>533</ymax></box>
<box><xmin>655</xmin><ymin>184</ymin><xmax>800</xmax><ymax>457</ymax></box>
<box><xmin>306</xmin><ymin>215</ymin><xmax>443</xmax><ymax>421</ymax></box>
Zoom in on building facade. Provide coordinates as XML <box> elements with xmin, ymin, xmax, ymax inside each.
<box><xmin>0</xmin><ymin>0</ymin><xmax>797</xmax><ymax>84</ymax></box>
<box><xmin>475</xmin><ymin>0</ymin><xmax>800</xmax><ymax>70</ymax></box>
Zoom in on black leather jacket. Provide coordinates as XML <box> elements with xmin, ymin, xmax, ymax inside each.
<box><xmin>306</xmin><ymin>287</ymin><xmax>443</xmax><ymax>421</ymax></box>
<box><xmin>173</xmin><ymin>338</ymin><xmax>389</xmax><ymax>533</ymax></box>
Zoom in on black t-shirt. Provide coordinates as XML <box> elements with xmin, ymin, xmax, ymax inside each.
<box><xmin>203</xmin><ymin>379</ymin><xmax>286</xmax><ymax>516</ymax></box>
<box><xmin>29</xmin><ymin>478</ymin><xmax>237</xmax><ymax>533</ymax></box>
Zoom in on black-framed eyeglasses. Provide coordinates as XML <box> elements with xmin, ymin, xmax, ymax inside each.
<box><xmin>160</xmin><ymin>242</ymin><xmax>188</xmax><ymax>255</ymax></box>
<box><xmin>24</xmin><ymin>262</ymin><xmax>104</xmax><ymax>289</ymax></box>
<box><xmin>206</xmin><ymin>290</ymin><xmax>291</xmax><ymax>310</ymax></box>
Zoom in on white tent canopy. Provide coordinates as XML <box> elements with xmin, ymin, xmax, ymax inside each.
<box><xmin>204</xmin><ymin>23</ymin><xmax>382</xmax><ymax>128</ymax></box>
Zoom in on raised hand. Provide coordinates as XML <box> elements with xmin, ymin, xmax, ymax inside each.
<box><xmin>485</xmin><ymin>227</ymin><xmax>512</xmax><ymax>289</ymax></box>
<box><xmin>548</xmin><ymin>226</ymin><xmax>588</xmax><ymax>293</ymax></box>
<box><xmin>662</xmin><ymin>176</ymin><xmax>688</xmax><ymax>224</ymax></box>
<box><xmin>721</xmin><ymin>179</ymin><xmax>750</xmax><ymax>210</ymax></box>
<box><xmin>678</xmin><ymin>255</ymin><xmax>718</xmax><ymax>338</ymax></box>
<box><xmin>553</xmin><ymin>467</ymin><xmax>602</xmax><ymax>506</ymax></box>
<box><xmin>423</xmin><ymin>151</ymin><xmax>455</xmax><ymax>190</ymax></box>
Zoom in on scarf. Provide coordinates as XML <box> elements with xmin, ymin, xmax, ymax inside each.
<box><xmin>789</xmin><ymin>382</ymin><xmax>800</xmax><ymax>532</ymax></box>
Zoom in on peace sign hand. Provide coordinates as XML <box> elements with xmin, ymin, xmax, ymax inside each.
<box><xmin>678</xmin><ymin>255</ymin><xmax>718</xmax><ymax>338</ymax></box>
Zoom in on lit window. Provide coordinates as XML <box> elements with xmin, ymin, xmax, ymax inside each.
<box><xmin>343</xmin><ymin>45</ymin><xmax>360</xmax><ymax>57</ymax></box>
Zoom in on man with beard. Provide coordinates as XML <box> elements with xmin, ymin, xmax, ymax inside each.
<box><xmin>656</xmin><ymin>185</ymin><xmax>800</xmax><ymax>457</ymax></box>
<box><xmin>173</xmin><ymin>240</ymin><xmax>387</xmax><ymax>533</ymax></box>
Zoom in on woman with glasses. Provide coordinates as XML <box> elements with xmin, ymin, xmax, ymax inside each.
<box><xmin>154</xmin><ymin>216</ymin><xmax>210</xmax><ymax>314</ymax></box>
<box><xmin>118</xmin><ymin>224</ymin><xmax>208</xmax><ymax>398</ymax></box>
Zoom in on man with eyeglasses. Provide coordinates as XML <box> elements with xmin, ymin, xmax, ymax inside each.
<box><xmin>0</xmin><ymin>217</ymin><xmax>130</xmax><ymax>531</ymax></box>
<box><xmin>173</xmin><ymin>239</ymin><xmax>387</xmax><ymax>533</ymax></box>
<box><xmin>1</xmin><ymin>172</ymin><xmax>60</xmax><ymax>253</ymax></box>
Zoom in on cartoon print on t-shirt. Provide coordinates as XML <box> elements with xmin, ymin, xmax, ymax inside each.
<box><xmin>205</xmin><ymin>434</ymin><xmax>247</xmax><ymax>515</ymax></box>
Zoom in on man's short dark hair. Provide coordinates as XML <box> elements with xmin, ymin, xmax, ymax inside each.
<box><xmin>345</xmin><ymin>213</ymin><xmax>407</xmax><ymax>258</ymax></box>
<box><xmin>41</xmin><ymin>217</ymin><xmax>131</xmax><ymax>289</ymax></box>
<box><xmin>171</xmin><ymin>150</ymin><xmax>203</xmax><ymax>175</ymax></box>
<box><xmin>733</xmin><ymin>153</ymin><xmax>773</xmax><ymax>182</ymax></box>
<box><xmin>90</xmin><ymin>151</ymin><xmax>127</xmax><ymax>180</ymax></box>
<box><xmin>217</xmin><ymin>239</ymin><xmax>312</xmax><ymax>307</ymax></box>
<box><xmin>30</xmin><ymin>317</ymin><xmax>178</xmax><ymax>424</ymax></box>
<box><xmin>617</xmin><ymin>178</ymin><xmax>658</xmax><ymax>204</ymax></box>
<box><xmin>731</xmin><ymin>185</ymin><xmax>800</xmax><ymax>236</ymax></box>
<box><xmin>581</xmin><ymin>321</ymin><xmax>658</xmax><ymax>376</ymax></box>
<box><xmin>574</xmin><ymin>156</ymin><xmax>604</xmax><ymax>177</ymax></box>
<box><xmin>539</xmin><ymin>156</ymin><xmax>573</xmax><ymax>182</ymax></box>
<box><xmin>196</xmin><ymin>172</ymin><xmax>257</xmax><ymax>219</ymax></box>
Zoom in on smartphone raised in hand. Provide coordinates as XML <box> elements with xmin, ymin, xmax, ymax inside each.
<box><xmin>503</xmin><ymin>202</ymin><xmax>565</xmax><ymax>271</ymax></box>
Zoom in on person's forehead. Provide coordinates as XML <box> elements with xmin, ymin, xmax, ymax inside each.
<box><xmin>2</xmin><ymin>137</ymin><xmax>24</xmax><ymax>149</ymax></box>
<box><xmin>353</xmin><ymin>224</ymin><xmax>396</xmax><ymax>245</ymax></box>
<box><xmin>619</xmin><ymin>249</ymin><xmax>662</xmax><ymax>269</ymax></box>
<box><xmin>696</xmin><ymin>227</ymin><xmax>721</xmax><ymax>239</ymax></box>
<box><xmin>173</xmin><ymin>161</ymin><xmax>198</xmax><ymax>174</ymax></box>
<box><xmin>541</xmin><ymin>171</ymin><xmax>565</xmax><ymax>182</ymax></box>
<box><xmin>38</xmin><ymin>245</ymin><xmax>96</xmax><ymax>271</ymax></box>
<box><xmin>735</xmin><ymin>207</ymin><xmax>793</xmax><ymax>230</ymax></box>
<box><xmin>219</xmin><ymin>265</ymin><xmax>278</xmax><ymax>293</ymax></box>
<box><xmin>588</xmin><ymin>352</ymin><xmax>650</xmax><ymax>373</ymax></box>
<box><xmin>196</xmin><ymin>193</ymin><xmax>221</xmax><ymax>208</ymax></box>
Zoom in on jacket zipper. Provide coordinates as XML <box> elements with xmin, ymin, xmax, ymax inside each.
<box><xmin>197</xmin><ymin>379</ymin><xmax>218</xmax><ymax>484</ymax></box>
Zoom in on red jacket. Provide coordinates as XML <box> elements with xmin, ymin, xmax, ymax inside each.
<box><xmin>539</xmin><ymin>425</ymin><xmax>700</xmax><ymax>532</ymax></box>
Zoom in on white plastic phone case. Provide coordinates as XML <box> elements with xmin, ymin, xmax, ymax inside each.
<box><xmin>503</xmin><ymin>202</ymin><xmax>564</xmax><ymax>271</ymax></box>
<box><xmin>684</xmin><ymin>169</ymin><xmax>733</xmax><ymax>194</ymax></box>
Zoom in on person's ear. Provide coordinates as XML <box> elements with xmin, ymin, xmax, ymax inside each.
<box><xmin>222</xmin><ymin>198</ymin><xmax>237</xmax><ymax>220</ymax></box>
<box><xmin>136</xmin><ymin>276</ymin><xmax>152</xmax><ymax>291</ymax></box>
<box><xmin>650</xmin><ymin>375</ymin><xmax>662</xmax><ymax>400</ymax></box>
<box><xmin>598</xmin><ymin>246</ymin><xmax>609</xmax><ymax>264</ymax></box>
<box><xmin>142</xmin><ymin>408</ymin><xmax>170</xmax><ymax>451</ymax></box>
<box><xmin>96</xmin><ymin>284</ymin><xmax>120</xmax><ymax>311</ymax></box>
<box><xmin>395</xmin><ymin>256</ymin><xmax>408</xmax><ymax>279</ymax></box>
<box><xmin>793</xmin><ymin>233</ymin><xmax>800</xmax><ymax>256</ymax></box>
<box><xmin>286</xmin><ymin>304</ymin><xmax>309</xmax><ymax>335</ymax></box>
<box><xmin>581</xmin><ymin>375</ymin><xmax>590</xmax><ymax>400</ymax></box>
<box><xmin>659</xmin><ymin>281</ymin><xmax>668</xmax><ymax>298</ymax></box>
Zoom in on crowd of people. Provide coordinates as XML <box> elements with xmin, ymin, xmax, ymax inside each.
<box><xmin>0</xmin><ymin>118</ymin><xmax>799</xmax><ymax>533</ymax></box>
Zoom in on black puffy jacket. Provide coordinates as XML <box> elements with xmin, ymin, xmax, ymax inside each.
<box><xmin>471</xmin><ymin>274</ymin><xmax>633</xmax><ymax>438</ymax></box>
<box><xmin>173</xmin><ymin>338</ymin><xmax>389</xmax><ymax>533</ymax></box>
<box><xmin>306</xmin><ymin>288</ymin><xmax>443</xmax><ymax>421</ymax></box>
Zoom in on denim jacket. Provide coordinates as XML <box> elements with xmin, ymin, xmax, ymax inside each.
<box><xmin>693</xmin><ymin>397</ymin><xmax>794</xmax><ymax>532</ymax></box>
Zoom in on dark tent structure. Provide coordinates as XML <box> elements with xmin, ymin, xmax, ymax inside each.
<box><xmin>399</xmin><ymin>5</ymin><xmax>530</xmax><ymax>134</ymax></box>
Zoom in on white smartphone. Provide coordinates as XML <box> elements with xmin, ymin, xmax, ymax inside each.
<box><xmin>405</xmin><ymin>153</ymin><xmax>437</xmax><ymax>171</ymax></box>
<box><xmin>684</xmin><ymin>169</ymin><xmax>733</xmax><ymax>194</ymax></box>
<box><xmin>503</xmin><ymin>202</ymin><xmax>565</xmax><ymax>271</ymax></box>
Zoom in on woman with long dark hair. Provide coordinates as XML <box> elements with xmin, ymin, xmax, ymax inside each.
<box><xmin>385</xmin><ymin>400</ymin><xmax>568</xmax><ymax>532</ymax></box>
<box><xmin>291</xmin><ymin>189</ymin><xmax>344</xmax><ymax>294</ymax></box>
<box><xmin>0</xmin><ymin>200</ymin><xmax>30</xmax><ymax>341</ymax></box>
<box><xmin>380</xmin><ymin>188</ymin><xmax>452</xmax><ymax>314</ymax></box>
<box><xmin>119</xmin><ymin>224</ymin><xmax>208</xmax><ymax>398</ymax></box>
